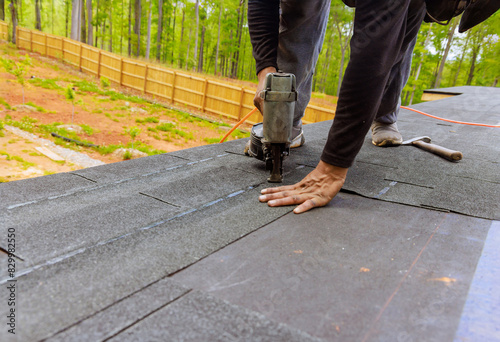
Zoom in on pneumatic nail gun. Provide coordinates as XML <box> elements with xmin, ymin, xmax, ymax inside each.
<box><xmin>247</xmin><ymin>73</ymin><xmax>297</xmax><ymax>183</ymax></box>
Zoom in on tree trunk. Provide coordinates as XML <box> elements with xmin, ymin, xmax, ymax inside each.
<box><xmin>134</xmin><ymin>0</ymin><xmax>141</xmax><ymax>57</ymax></box>
<box><xmin>214</xmin><ymin>2</ymin><xmax>221</xmax><ymax>75</ymax></box>
<box><xmin>86</xmin><ymin>0</ymin><xmax>92</xmax><ymax>45</ymax></box>
<box><xmin>70</xmin><ymin>0</ymin><xmax>82</xmax><ymax>41</ymax></box>
<box><xmin>94</xmin><ymin>0</ymin><xmax>99</xmax><ymax>46</ymax></box>
<box><xmin>467</xmin><ymin>49</ymin><xmax>478</xmax><ymax>85</ymax></box>
<box><xmin>145</xmin><ymin>0</ymin><xmax>152</xmax><ymax>60</ymax></box>
<box><xmin>231</xmin><ymin>0</ymin><xmax>245</xmax><ymax>78</ymax></box>
<box><xmin>100</xmin><ymin>15</ymin><xmax>105</xmax><ymax>49</ymax></box>
<box><xmin>0</xmin><ymin>0</ymin><xmax>4</xmax><ymax>21</ymax></box>
<box><xmin>185</xmin><ymin>26</ymin><xmax>191</xmax><ymax>69</ymax></box>
<box><xmin>193</xmin><ymin>0</ymin><xmax>199</xmax><ymax>71</ymax></box>
<box><xmin>81</xmin><ymin>0</ymin><xmax>86</xmax><ymax>44</ymax></box>
<box><xmin>9</xmin><ymin>1</ymin><xmax>16</xmax><ymax>44</ymax></box>
<box><xmin>434</xmin><ymin>18</ymin><xmax>458</xmax><ymax>88</ymax></box>
<box><xmin>109</xmin><ymin>5</ymin><xmax>112</xmax><ymax>52</ymax></box>
<box><xmin>128</xmin><ymin>0</ymin><xmax>132</xmax><ymax>56</ymax></box>
<box><xmin>156</xmin><ymin>0</ymin><xmax>163</xmax><ymax>61</ymax></box>
<box><xmin>178</xmin><ymin>8</ymin><xmax>185</xmax><ymax>68</ymax></box>
<box><xmin>453</xmin><ymin>32</ymin><xmax>470</xmax><ymax>87</ymax></box>
<box><xmin>334</xmin><ymin>13</ymin><xmax>353</xmax><ymax>96</ymax></box>
<box><xmin>170</xmin><ymin>2</ymin><xmax>176</xmax><ymax>64</ymax></box>
<box><xmin>409</xmin><ymin>24</ymin><xmax>432</xmax><ymax>105</ymax></box>
<box><xmin>35</xmin><ymin>0</ymin><xmax>42</xmax><ymax>31</ymax></box>
<box><xmin>65</xmin><ymin>0</ymin><xmax>70</xmax><ymax>37</ymax></box>
<box><xmin>197</xmin><ymin>25</ymin><xmax>205</xmax><ymax>72</ymax></box>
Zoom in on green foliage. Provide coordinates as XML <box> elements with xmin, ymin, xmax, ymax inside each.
<box><xmin>136</xmin><ymin>116</ymin><xmax>160</xmax><ymax>124</ymax></box>
<box><xmin>0</xmin><ymin>54</ymin><xmax>32</xmax><ymax>87</ymax></box>
<box><xmin>28</xmin><ymin>77</ymin><xmax>63</xmax><ymax>90</ymax></box>
<box><xmin>80</xmin><ymin>124</ymin><xmax>95</xmax><ymax>135</ymax></box>
<box><xmin>0</xmin><ymin>97</ymin><xmax>12</xmax><ymax>110</ymax></box>
<box><xmin>100</xmin><ymin>77</ymin><xmax>111</xmax><ymax>88</ymax></box>
<box><xmin>25</xmin><ymin>101</ymin><xmax>47</xmax><ymax>113</ymax></box>
<box><xmin>65</xmin><ymin>86</ymin><xmax>75</xmax><ymax>101</ymax></box>
<box><xmin>4</xmin><ymin>116</ymin><xmax>38</xmax><ymax>133</ymax></box>
<box><xmin>0</xmin><ymin>121</ymin><xmax>4</xmax><ymax>137</ymax></box>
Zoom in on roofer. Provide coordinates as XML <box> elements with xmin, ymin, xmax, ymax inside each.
<box><xmin>247</xmin><ymin>0</ymin><xmax>499</xmax><ymax>214</ymax></box>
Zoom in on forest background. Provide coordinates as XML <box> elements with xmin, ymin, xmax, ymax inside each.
<box><xmin>1</xmin><ymin>0</ymin><xmax>499</xmax><ymax>106</ymax></box>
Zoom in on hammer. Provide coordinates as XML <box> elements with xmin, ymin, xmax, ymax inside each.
<box><xmin>401</xmin><ymin>136</ymin><xmax>463</xmax><ymax>161</ymax></box>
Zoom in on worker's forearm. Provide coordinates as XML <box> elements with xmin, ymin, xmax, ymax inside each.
<box><xmin>248</xmin><ymin>0</ymin><xmax>280</xmax><ymax>75</ymax></box>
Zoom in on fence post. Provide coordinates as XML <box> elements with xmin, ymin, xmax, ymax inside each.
<box><xmin>143</xmin><ymin>64</ymin><xmax>149</xmax><ymax>93</ymax></box>
<box><xmin>238</xmin><ymin>87</ymin><xmax>245</xmax><ymax>120</ymax></box>
<box><xmin>119</xmin><ymin>58</ymin><xmax>124</xmax><ymax>86</ymax></box>
<box><xmin>78</xmin><ymin>44</ymin><xmax>83</xmax><ymax>71</ymax></box>
<box><xmin>61</xmin><ymin>38</ymin><xmax>65</xmax><ymax>61</ymax></box>
<box><xmin>30</xmin><ymin>30</ymin><xmax>33</xmax><ymax>52</ymax></box>
<box><xmin>15</xmin><ymin>26</ymin><xmax>18</xmax><ymax>47</ymax></box>
<box><xmin>201</xmin><ymin>78</ymin><xmax>209</xmax><ymax>112</ymax></box>
<box><xmin>171</xmin><ymin>71</ymin><xmax>177</xmax><ymax>103</ymax></box>
<box><xmin>44</xmin><ymin>33</ymin><xmax>47</xmax><ymax>56</ymax></box>
<box><xmin>97</xmin><ymin>50</ymin><xmax>102</xmax><ymax>79</ymax></box>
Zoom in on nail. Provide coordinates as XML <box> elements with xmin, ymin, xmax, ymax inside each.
<box><xmin>259</xmin><ymin>195</ymin><xmax>266</xmax><ymax>201</ymax></box>
<box><xmin>269</xmin><ymin>200</ymin><xmax>276</xmax><ymax>205</ymax></box>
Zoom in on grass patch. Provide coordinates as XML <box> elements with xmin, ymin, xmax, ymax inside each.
<box><xmin>80</xmin><ymin>124</ymin><xmax>94</xmax><ymax>135</ymax></box>
<box><xmin>136</xmin><ymin>116</ymin><xmax>159</xmax><ymax>124</ymax></box>
<box><xmin>0</xmin><ymin>97</ymin><xmax>12</xmax><ymax>110</ymax></box>
<box><xmin>25</xmin><ymin>101</ymin><xmax>48</xmax><ymax>113</ymax></box>
<box><xmin>0</xmin><ymin>120</ymin><xmax>4</xmax><ymax>137</ymax></box>
<box><xmin>204</xmin><ymin>137</ymin><xmax>222</xmax><ymax>144</ymax></box>
<box><xmin>4</xmin><ymin>116</ymin><xmax>37</xmax><ymax>133</ymax></box>
<box><xmin>28</xmin><ymin>77</ymin><xmax>63</xmax><ymax>90</ymax></box>
<box><xmin>39</xmin><ymin>123</ymin><xmax>96</xmax><ymax>147</ymax></box>
<box><xmin>0</xmin><ymin>150</ymin><xmax>35</xmax><ymax>169</ymax></box>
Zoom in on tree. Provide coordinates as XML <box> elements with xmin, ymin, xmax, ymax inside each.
<box><xmin>70</xmin><ymin>0</ymin><xmax>82</xmax><ymax>41</ymax></box>
<box><xmin>156</xmin><ymin>0</ymin><xmax>163</xmax><ymax>61</ymax></box>
<box><xmin>8</xmin><ymin>1</ymin><xmax>17</xmax><ymax>44</ymax></box>
<box><xmin>134</xmin><ymin>0</ymin><xmax>141</xmax><ymax>56</ymax></box>
<box><xmin>35</xmin><ymin>0</ymin><xmax>42</xmax><ymax>31</ymax></box>
<box><xmin>0</xmin><ymin>0</ymin><xmax>4</xmax><ymax>21</ymax></box>
<box><xmin>86</xmin><ymin>0</ymin><xmax>93</xmax><ymax>45</ymax></box>
<box><xmin>145</xmin><ymin>0</ymin><xmax>152</xmax><ymax>59</ymax></box>
<box><xmin>214</xmin><ymin>1</ymin><xmax>221</xmax><ymax>75</ymax></box>
<box><xmin>434</xmin><ymin>18</ymin><xmax>458</xmax><ymax>88</ymax></box>
<box><xmin>1</xmin><ymin>54</ymin><xmax>32</xmax><ymax>104</ymax></box>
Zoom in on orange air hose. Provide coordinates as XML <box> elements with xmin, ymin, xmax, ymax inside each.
<box><xmin>219</xmin><ymin>107</ymin><xmax>258</xmax><ymax>143</ymax></box>
<box><xmin>219</xmin><ymin>105</ymin><xmax>499</xmax><ymax>145</ymax></box>
<box><xmin>400</xmin><ymin>106</ymin><xmax>500</xmax><ymax>128</ymax></box>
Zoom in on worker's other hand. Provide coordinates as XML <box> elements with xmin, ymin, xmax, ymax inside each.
<box><xmin>259</xmin><ymin>161</ymin><xmax>348</xmax><ymax>214</ymax></box>
<box><xmin>254</xmin><ymin>66</ymin><xmax>277</xmax><ymax>114</ymax></box>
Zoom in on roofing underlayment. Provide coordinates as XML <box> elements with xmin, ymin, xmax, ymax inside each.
<box><xmin>1</xmin><ymin>86</ymin><xmax>499</xmax><ymax>341</ymax></box>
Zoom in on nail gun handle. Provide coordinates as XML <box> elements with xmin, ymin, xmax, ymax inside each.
<box><xmin>412</xmin><ymin>140</ymin><xmax>463</xmax><ymax>161</ymax></box>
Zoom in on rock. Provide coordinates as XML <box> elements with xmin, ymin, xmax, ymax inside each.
<box><xmin>58</xmin><ymin>125</ymin><xmax>84</xmax><ymax>134</ymax></box>
<box><xmin>111</xmin><ymin>148</ymin><xmax>148</xmax><ymax>159</ymax></box>
<box><xmin>159</xmin><ymin>120</ymin><xmax>177</xmax><ymax>125</ymax></box>
<box><xmin>131</xmin><ymin>107</ymin><xmax>148</xmax><ymax>114</ymax></box>
<box><xmin>15</xmin><ymin>105</ymin><xmax>37</xmax><ymax>112</ymax></box>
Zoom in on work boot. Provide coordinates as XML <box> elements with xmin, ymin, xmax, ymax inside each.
<box><xmin>244</xmin><ymin>123</ymin><xmax>305</xmax><ymax>157</ymax></box>
<box><xmin>371</xmin><ymin>121</ymin><xmax>403</xmax><ymax>147</ymax></box>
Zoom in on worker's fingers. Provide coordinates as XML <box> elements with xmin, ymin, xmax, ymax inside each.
<box><xmin>261</xmin><ymin>185</ymin><xmax>297</xmax><ymax>195</ymax></box>
<box><xmin>293</xmin><ymin>199</ymin><xmax>319</xmax><ymax>214</ymax></box>
<box><xmin>266</xmin><ymin>193</ymin><xmax>304</xmax><ymax>207</ymax></box>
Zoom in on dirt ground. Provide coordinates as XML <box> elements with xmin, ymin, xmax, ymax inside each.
<box><xmin>0</xmin><ymin>43</ymin><xmax>252</xmax><ymax>182</ymax></box>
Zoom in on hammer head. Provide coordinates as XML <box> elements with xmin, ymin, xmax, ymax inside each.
<box><xmin>401</xmin><ymin>136</ymin><xmax>431</xmax><ymax>145</ymax></box>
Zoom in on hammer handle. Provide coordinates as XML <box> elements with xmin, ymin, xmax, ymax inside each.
<box><xmin>412</xmin><ymin>140</ymin><xmax>463</xmax><ymax>161</ymax></box>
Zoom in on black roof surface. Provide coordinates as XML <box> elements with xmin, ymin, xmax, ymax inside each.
<box><xmin>1</xmin><ymin>86</ymin><xmax>499</xmax><ymax>341</ymax></box>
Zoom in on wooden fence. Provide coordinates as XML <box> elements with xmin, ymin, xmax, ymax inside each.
<box><xmin>0</xmin><ymin>20</ymin><xmax>8</xmax><ymax>41</ymax></box>
<box><xmin>14</xmin><ymin>26</ymin><xmax>336</xmax><ymax>125</ymax></box>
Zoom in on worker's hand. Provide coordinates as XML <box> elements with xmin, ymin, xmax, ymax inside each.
<box><xmin>254</xmin><ymin>66</ymin><xmax>277</xmax><ymax>114</ymax></box>
<box><xmin>259</xmin><ymin>160</ymin><xmax>348</xmax><ymax>214</ymax></box>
